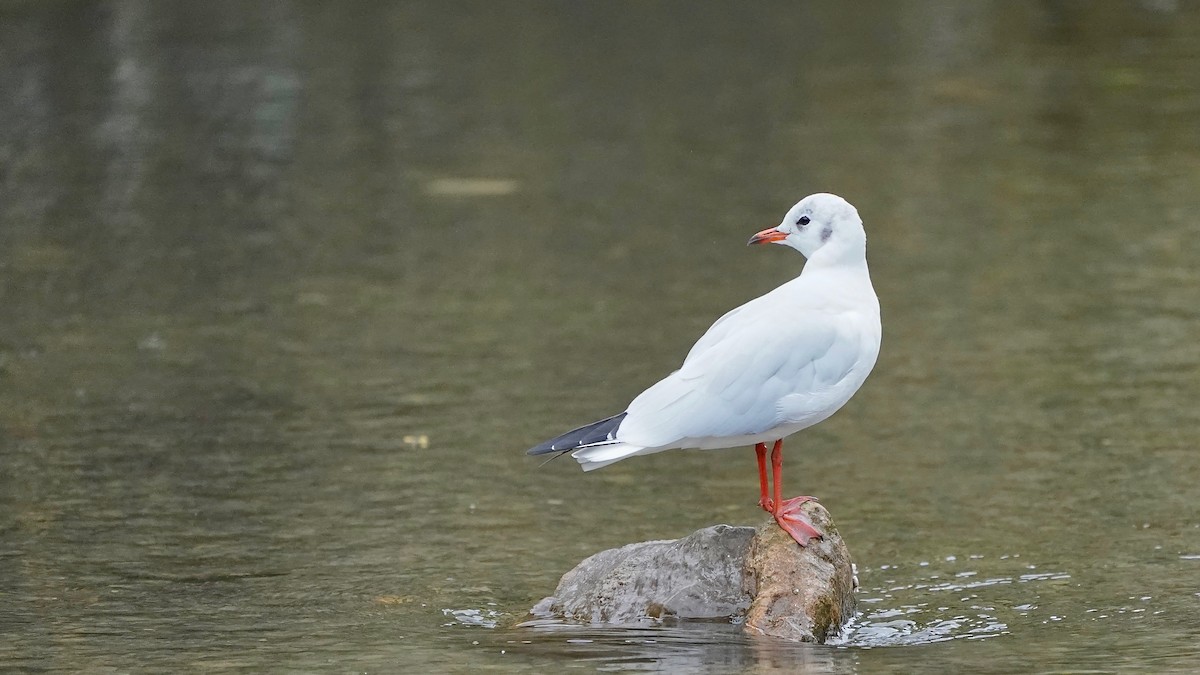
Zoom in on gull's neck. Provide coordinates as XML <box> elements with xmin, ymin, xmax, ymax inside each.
<box><xmin>801</xmin><ymin>235</ymin><xmax>869</xmax><ymax>274</ymax></box>
<box><xmin>794</xmin><ymin>235</ymin><xmax>876</xmax><ymax>304</ymax></box>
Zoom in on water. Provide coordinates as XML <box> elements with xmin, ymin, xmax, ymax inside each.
<box><xmin>2</xmin><ymin>1</ymin><xmax>1200</xmax><ymax>671</ymax></box>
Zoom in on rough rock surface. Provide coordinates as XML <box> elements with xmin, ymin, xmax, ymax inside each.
<box><xmin>529</xmin><ymin>524</ymin><xmax>756</xmax><ymax>623</ymax></box>
<box><xmin>742</xmin><ymin>501</ymin><xmax>857</xmax><ymax>642</ymax></box>
<box><xmin>528</xmin><ymin>501</ymin><xmax>856</xmax><ymax>643</ymax></box>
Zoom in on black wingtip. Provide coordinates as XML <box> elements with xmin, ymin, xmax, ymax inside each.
<box><xmin>526</xmin><ymin>412</ymin><xmax>628</xmax><ymax>456</ymax></box>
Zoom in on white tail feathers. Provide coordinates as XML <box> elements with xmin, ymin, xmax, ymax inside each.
<box><xmin>571</xmin><ymin>442</ymin><xmax>648</xmax><ymax>471</ymax></box>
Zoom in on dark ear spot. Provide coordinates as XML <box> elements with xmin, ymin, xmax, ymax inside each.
<box><xmin>821</xmin><ymin>225</ymin><xmax>833</xmax><ymax>242</ymax></box>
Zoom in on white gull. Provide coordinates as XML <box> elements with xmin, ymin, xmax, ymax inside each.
<box><xmin>527</xmin><ymin>193</ymin><xmax>882</xmax><ymax>545</ymax></box>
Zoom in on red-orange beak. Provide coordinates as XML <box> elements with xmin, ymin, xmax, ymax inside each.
<box><xmin>747</xmin><ymin>227</ymin><xmax>788</xmax><ymax>246</ymax></box>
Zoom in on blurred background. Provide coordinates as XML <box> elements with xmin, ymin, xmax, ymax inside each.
<box><xmin>2</xmin><ymin>0</ymin><xmax>1199</xmax><ymax>671</ymax></box>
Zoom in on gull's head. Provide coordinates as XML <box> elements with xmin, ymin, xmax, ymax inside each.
<box><xmin>748</xmin><ymin>193</ymin><xmax>865</xmax><ymax>262</ymax></box>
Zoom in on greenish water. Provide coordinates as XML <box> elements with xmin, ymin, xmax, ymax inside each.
<box><xmin>2</xmin><ymin>1</ymin><xmax>1200</xmax><ymax>671</ymax></box>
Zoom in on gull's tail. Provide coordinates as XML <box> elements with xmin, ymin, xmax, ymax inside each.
<box><xmin>526</xmin><ymin>412</ymin><xmax>646</xmax><ymax>471</ymax></box>
<box><xmin>570</xmin><ymin>442</ymin><xmax>647</xmax><ymax>471</ymax></box>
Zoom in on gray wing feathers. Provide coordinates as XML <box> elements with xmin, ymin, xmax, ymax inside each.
<box><xmin>618</xmin><ymin>315</ymin><xmax>854</xmax><ymax>448</ymax></box>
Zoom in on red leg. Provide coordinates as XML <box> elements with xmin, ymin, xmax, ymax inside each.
<box><xmin>755</xmin><ymin>443</ymin><xmax>772</xmax><ymax>512</ymax></box>
<box><xmin>770</xmin><ymin>439</ymin><xmax>783</xmax><ymax>511</ymax></box>
<box><xmin>768</xmin><ymin>439</ymin><xmax>822</xmax><ymax>546</ymax></box>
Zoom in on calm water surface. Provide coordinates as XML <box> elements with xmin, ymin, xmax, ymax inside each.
<box><xmin>2</xmin><ymin>1</ymin><xmax>1200</xmax><ymax>672</ymax></box>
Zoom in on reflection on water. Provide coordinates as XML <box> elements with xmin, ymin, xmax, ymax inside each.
<box><xmin>3</xmin><ymin>0</ymin><xmax>1200</xmax><ymax>671</ymax></box>
<box><xmin>509</xmin><ymin>622</ymin><xmax>850</xmax><ymax>674</ymax></box>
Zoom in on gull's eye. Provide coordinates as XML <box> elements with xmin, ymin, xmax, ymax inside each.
<box><xmin>796</xmin><ymin>215</ymin><xmax>811</xmax><ymax>226</ymax></box>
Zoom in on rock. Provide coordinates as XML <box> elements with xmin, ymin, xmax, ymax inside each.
<box><xmin>743</xmin><ymin>501</ymin><xmax>857</xmax><ymax>643</ymax></box>
<box><xmin>529</xmin><ymin>524</ymin><xmax>756</xmax><ymax>624</ymax></box>
<box><xmin>527</xmin><ymin>501</ymin><xmax>856</xmax><ymax>643</ymax></box>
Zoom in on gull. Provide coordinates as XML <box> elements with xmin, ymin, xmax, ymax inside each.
<box><xmin>527</xmin><ymin>193</ymin><xmax>881</xmax><ymax>546</ymax></box>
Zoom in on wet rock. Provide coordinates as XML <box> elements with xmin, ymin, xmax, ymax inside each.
<box><xmin>529</xmin><ymin>524</ymin><xmax>756</xmax><ymax>624</ymax></box>
<box><xmin>527</xmin><ymin>501</ymin><xmax>855</xmax><ymax>643</ymax></box>
<box><xmin>743</xmin><ymin>501</ymin><xmax>857</xmax><ymax>643</ymax></box>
